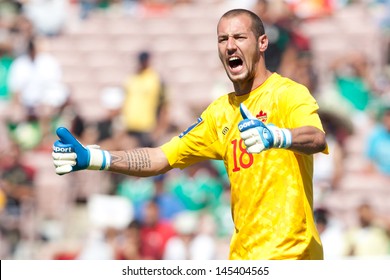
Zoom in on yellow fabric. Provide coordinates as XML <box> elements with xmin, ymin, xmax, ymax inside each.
<box><xmin>122</xmin><ymin>68</ymin><xmax>162</xmax><ymax>132</ymax></box>
<box><xmin>161</xmin><ymin>73</ymin><xmax>327</xmax><ymax>259</ymax></box>
<box><xmin>0</xmin><ymin>189</ymin><xmax>6</xmax><ymax>212</ymax></box>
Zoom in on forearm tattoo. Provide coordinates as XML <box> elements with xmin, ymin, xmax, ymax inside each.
<box><xmin>111</xmin><ymin>149</ymin><xmax>152</xmax><ymax>172</ymax></box>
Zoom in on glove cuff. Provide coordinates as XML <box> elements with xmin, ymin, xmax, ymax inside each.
<box><xmin>281</xmin><ymin>128</ymin><xmax>292</xmax><ymax>148</ymax></box>
<box><xmin>87</xmin><ymin>148</ymin><xmax>111</xmax><ymax>170</ymax></box>
<box><xmin>273</xmin><ymin>128</ymin><xmax>292</xmax><ymax>149</ymax></box>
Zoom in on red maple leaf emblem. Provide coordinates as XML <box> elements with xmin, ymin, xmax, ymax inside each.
<box><xmin>256</xmin><ymin>110</ymin><xmax>267</xmax><ymax>122</ymax></box>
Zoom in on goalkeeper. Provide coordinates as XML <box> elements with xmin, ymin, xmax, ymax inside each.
<box><xmin>52</xmin><ymin>9</ymin><xmax>328</xmax><ymax>260</ymax></box>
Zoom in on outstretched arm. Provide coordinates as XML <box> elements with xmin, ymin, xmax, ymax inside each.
<box><xmin>52</xmin><ymin>127</ymin><xmax>172</xmax><ymax>176</ymax></box>
<box><xmin>289</xmin><ymin>126</ymin><xmax>327</xmax><ymax>155</ymax></box>
<box><xmin>108</xmin><ymin>148</ymin><xmax>172</xmax><ymax>177</ymax></box>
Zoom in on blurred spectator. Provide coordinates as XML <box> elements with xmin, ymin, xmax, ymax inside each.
<box><xmin>79</xmin><ymin>0</ymin><xmax>99</xmax><ymax>20</ymax></box>
<box><xmin>253</xmin><ymin>0</ymin><xmax>293</xmax><ymax>73</ymax></box>
<box><xmin>5</xmin><ymin>35</ymin><xmax>67</xmax><ymax>150</ymax></box>
<box><xmin>121</xmin><ymin>50</ymin><xmax>169</xmax><ymax>147</ymax></box>
<box><xmin>5</xmin><ymin>82</ymin><xmax>70</xmax><ymax>151</ymax></box>
<box><xmin>5</xmin><ymin>0</ymin><xmax>390</xmax><ymax>261</ymax></box>
<box><xmin>253</xmin><ymin>0</ymin><xmax>317</xmax><ymax>92</ymax></box>
<box><xmin>95</xmin><ymin>86</ymin><xmax>125</xmax><ymax>144</ymax></box>
<box><xmin>151</xmin><ymin>174</ymin><xmax>185</xmax><ymax>220</ymax></box>
<box><xmin>314</xmin><ymin>207</ymin><xmax>347</xmax><ymax>260</ymax></box>
<box><xmin>139</xmin><ymin>199</ymin><xmax>175</xmax><ymax>259</ymax></box>
<box><xmin>365</xmin><ymin>104</ymin><xmax>390</xmax><ymax>176</ymax></box>
<box><xmin>369</xmin><ymin>0</ymin><xmax>390</xmax><ymax>31</ymax></box>
<box><xmin>0</xmin><ymin>38</ymin><xmax>14</xmax><ymax>111</ymax></box>
<box><xmin>165</xmin><ymin>162</ymin><xmax>224</xmax><ymax>212</ymax></box>
<box><xmin>138</xmin><ymin>0</ymin><xmax>173</xmax><ymax>17</ymax></box>
<box><xmin>47</xmin><ymin>84</ymin><xmax>81</xmax><ymax>128</ymax></box>
<box><xmin>0</xmin><ymin>0</ymin><xmax>22</xmax><ymax>22</ymax></box>
<box><xmin>8</xmin><ymin>14</ymin><xmax>35</xmax><ymax>57</ymax></box>
<box><xmin>286</xmin><ymin>51</ymin><xmax>318</xmax><ymax>94</ymax></box>
<box><xmin>116</xmin><ymin>174</ymin><xmax>185</xmax><ymax>222</ymax></box>
<box><xmin>329</xmin><ymin>51</ymin><xmax>379</xmax><ymax>124</ymax></box>
<box><xmin>344</xmin><ymin>202</ymin><xmax>390</xmax><ymax>258</ymax></box>
<box><xmin>23</xmin><ymin>0</ymin><xmax>68</xmax><ymax>37</ymax></box>
<box><xmin>77</xmin><ymin>193</ymin><xmax>136</xmax><ymax>260</ymax></box>
<box><xmin>92</xmin><ymin>97</ymin><xmax>138</xmax><ymax>156</ymax></box>
<box><xmin>313</xmin><ymin>111</ymin><xmax>346</xmax><ymax>207</ymax></box>
<box><xmin>116</xmin><ymin>220</ymin><xmax>142</xmax><ymax>260</ymax></box>
<box><xmin>0</xmin><ymin>141</ymin><xmax>36</xmax><ymax>257</ymax></box>
<box><xmin>163</xmin><ymin>211</ymin><xmax>216</xmax><ymax>260</ymax></box>
<box><xmin>285</xmin><ymin>0</ymin><xmax>335</xmax><ymax>20</ymax></box>
<box><xmin>116</xmin><ymin>176</ymin><xmax>156</xmax><ymax>221</ymax></box>
<box><xmin>211</xmin><ymin>188</ymin><xmax>234</xmax><ymax>239</ymax></box>
<box><xmin>122</xmin><ymin>0</ymin><xmax>140</xmax><ymax>15</ymax></box>
<box><xmin>77</xmin><ymin>228</ymin><xmax>116</xmax><ymax>260</ymax></box>
<box><xmin>7</xmin><ymin>36</ymin><xmax>63</xmax><ymax>118</ymax></box>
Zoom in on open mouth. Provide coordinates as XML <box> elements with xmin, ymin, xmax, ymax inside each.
<box><xmin>228</xmin><ymin>56</ymin><xmax>243</xmax><ymax>73</ymax></box>
<box><xmin>229</xmin><ymin>57</ymin><xmax>243</xmax><ymax>68</ymax></box>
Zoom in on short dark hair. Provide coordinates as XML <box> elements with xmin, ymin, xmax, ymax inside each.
<box><xmin>138</xmin><ymin>51</ymin><xmax>150</xmax><ymax>63</ymax></box>
<box><xmin>220</xmin><ymin>9</ymin><xmax>265</xmax><ymax>39</ymax></box>
<box><xmin>314</xmin><ymin>208</ymin><xmax>328</xmax><ymax>225</ymax></box>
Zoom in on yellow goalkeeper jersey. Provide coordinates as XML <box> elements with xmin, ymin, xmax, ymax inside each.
<box><xmin>161</xmin><ymin>73</ymin><xmax>327</xmax><ymax>260</ymax></box>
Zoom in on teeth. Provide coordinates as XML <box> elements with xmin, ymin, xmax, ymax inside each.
<box><xmin>229</xmin><ymin>57</ymin><xmax>240</xmax><ymax>61</ymax></box>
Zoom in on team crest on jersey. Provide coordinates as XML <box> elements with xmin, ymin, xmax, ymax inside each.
<box><xmin>256</xmin><ymin>110</ymin><xmax>268</xmax><ymax>122</ymax></box>
<box><xmin>179</xmin><ymin>117</ymin><xmax>203</xmax><ymax>138</ymax></box>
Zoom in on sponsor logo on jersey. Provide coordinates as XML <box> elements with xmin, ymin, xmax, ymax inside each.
<box><xmin>179</xmin><ymin>117</ymin><xmax>203</xmax><ymax>138</ymax></box>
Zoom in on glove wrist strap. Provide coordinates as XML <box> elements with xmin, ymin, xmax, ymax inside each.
<box><xmin>88</xmin><ymin>149</ymin><xmax>111</xmax><ymax>170</ymax></box>
<box><xmin>281</xmin><ymin>128</ymin><xmax>292</xmax><ymax>148</ymax></box>
<box><xmin>273</xmin><ymin>128</ymin><xmax>292</xmax><ymax>149</ymax></box>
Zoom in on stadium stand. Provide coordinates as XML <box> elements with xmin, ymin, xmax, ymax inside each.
<box><xmin>1</xmin><ymin>0</ymin><xmax>390</xmax><ymax>259</ymax></box>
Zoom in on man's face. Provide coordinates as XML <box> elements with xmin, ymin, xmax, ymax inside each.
<box><xmin>217</xmin><ymin>14</ymin><xmax>262</xmax><ymax>84</ymax></box>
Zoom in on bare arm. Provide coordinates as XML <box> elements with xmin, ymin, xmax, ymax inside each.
<box><xmin>289</xmin><ymin>126</ymin><xmax>327</xmax><ymax>155</ymax></box>
<box><xmin>108</xmin><ymin>147</ymin><xmax>172</xmax><ymax>177</ymax></box>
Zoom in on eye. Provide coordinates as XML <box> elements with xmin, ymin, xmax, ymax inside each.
<box><xmin>235</xmin><ymin>35</ymin><xmax>246</xmax><ymax>41</ymax></box>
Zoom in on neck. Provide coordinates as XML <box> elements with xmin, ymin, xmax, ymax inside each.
<box><xmin>233</xmin><ymin>70</ymin><xmax>273</xmax><ymax>96</ymax></box>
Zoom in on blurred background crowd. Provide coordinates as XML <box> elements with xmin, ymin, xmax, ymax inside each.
<box><xmin>1</xmin><ymin>0</ymin><xmax>390</xmax><ymax>260</ymax></box>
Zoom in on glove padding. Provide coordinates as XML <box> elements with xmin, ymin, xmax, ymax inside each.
<box><xmin>52</xmin><ymin>127</ymin><xmax>110</xmax><ymax>175</ymax></box>
<box><xmin>238</xmin><ymin>103</ymin><xmax>292</xmax><ymax>154</ymax></box>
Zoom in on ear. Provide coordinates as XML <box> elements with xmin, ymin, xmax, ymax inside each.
<box><xmin>258</xmin><ymin>34</ymin><xmax>268</xmax><ymax>52</ymax></box>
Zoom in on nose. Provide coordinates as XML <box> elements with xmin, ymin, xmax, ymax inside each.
<box><xmin>226</xmin><ymin>37</ymin><xmax>237</xmax><ymax>53</ymax></box>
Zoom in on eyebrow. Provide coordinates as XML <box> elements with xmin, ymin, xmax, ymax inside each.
<box><xmin>218</xmin><ymin>32</ymin><xmax>248</xmax><ymax>38</ymax></box>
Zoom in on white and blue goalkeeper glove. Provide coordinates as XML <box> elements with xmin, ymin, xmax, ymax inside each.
<box><xmin>238</xmin><ymin>103</ymin><xmax>292</xmax><ymax>154</ymax></box>
<box><xmin>52</xmin><ymin>127</ymin><xmax>111</xmax><ymax>175</ymax></box>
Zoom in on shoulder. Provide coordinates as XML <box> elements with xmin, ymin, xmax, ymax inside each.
<box><xmin>10</xmin><ymin>55</ymin><xmax>30</xmax><ymax>68</ymax></box>
<box><xmin>278</xmin><ymin>75</ymin><xmax>314</xmax><ymax>100</ymax></box>
<box><xmin>273</xmin><ymin>74</ymin><xmax>309</xmax><ymax>92</ymax></box>
<box><xmin>268</xmin><ymin>74</ymin><xmax>313</xmax><ymax>105</ymax></box>
<box><xmin>37</xmin><ymin>53</ymin><xmax>59</xmax><ymax>64</ymax></box>
<box><xmin>203</xmin><ymin>92</ymin><xmax>233</xmax><ymax>115</ymax></box>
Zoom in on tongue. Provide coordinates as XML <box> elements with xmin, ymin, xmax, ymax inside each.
<box><xmin>230</xmin><ymin>64</ymin><xmax>243</xmax><ymax>74</ymax></box>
